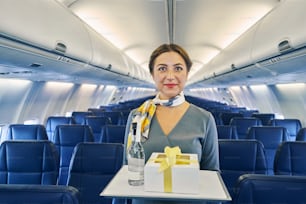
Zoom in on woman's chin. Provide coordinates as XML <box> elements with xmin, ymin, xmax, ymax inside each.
<box><xmin>160</xmin><ymin>89</ymin><xmax>180</xmax><ymax>98</ymax></box>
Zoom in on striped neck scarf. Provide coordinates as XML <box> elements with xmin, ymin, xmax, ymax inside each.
<box><xmin>127</xmin><ymin>92</ymin><xmax>185</xmax><ymax>147</ymax></box>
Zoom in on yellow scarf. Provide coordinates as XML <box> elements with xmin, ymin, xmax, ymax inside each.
<box><xmin>127</xmin><ymin>92</ymin><xmax>185</xmax><ymax>148</ymax></box>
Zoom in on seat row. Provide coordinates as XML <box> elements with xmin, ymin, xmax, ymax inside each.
<box><xmin>217</xmin><ymin>122</ymin><xmax>306</xmax><ymax>176</ymax></box>
<box><xmin>71</xmin><ymin>110</ymin><xmax>130</xmax><ymax>126</ymax></box>
<box><xmin>219</xmin><ymin>139</ymin><xmax>306</xmax><ymax>200</ymax></box>
<box><xmin>3</xmin><ymin>123</ymin><xmax>126</xmax><ymax>144</ymax></box>
<box><xmin>1</xmin><ymin>124</ymin><xmax>126</xmax><ymax>187</ymax></box>
<box><xmin>0</xmin><ymin>140</ymin><xmax>124</xmax><ymax>204</ymax></box>
<box><xmin>1</xmin><ymin>133</ymin><xmax>306</xmax><ymax>203</ymax></box>
<box><xmin>46</xmin><ymin>115</ymin><xmax>127</xmax><ymax>142</ymax></box>
<box><xmin>216</xmin><ymin>117</ymin><xmax>302</xmax><ymax>140</ymax></box>
<box><xmin>231</xmin><ymin>173</ymin><xmax>306</xmax><ymax>204</ymax></box>
<box><xmin>0</xmin><ymin>184</ymin><xmax>80</xmax><ymax>204</ymax></box>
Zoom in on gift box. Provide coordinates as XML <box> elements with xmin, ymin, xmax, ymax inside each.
<box><xmin>144</xmin><ymin>147</ymin><xmax>200</xmax><ymax>194</ymax></box>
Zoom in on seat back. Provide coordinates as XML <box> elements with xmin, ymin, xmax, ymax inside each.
<box><xmin>251</xmin><ymin>113</ymin><xmax>275</xmax><ymax>125</ymax></box>
<box><xmin>229</xmin><ymin>117</ymin><xmax>262</xmax><ymax>139</ymax></box>
<box><xmin>0</xmin><ymin>140</ymin><xmax>58</xmax><ymax>185</ymax></box>
<box><xmin>67</xmin><ymin>142</ymin><xmax>124</xmax><ymax>204</ymax></box>
<box><xmin>246</xmin><ymin>126</ymin><xmax>289</xmax><ymax>175</ymax></box>
<box><xmin>295</xmin><ymin>127</ymin><xmax>306</xmax><ymax>141</ymax></box>
<box><xmin>83</xmin><ymin>116</ymin><xmax>111</xmax><ymax>142</ymax></box>
<box><xmin>46</xmin><ymin>116</ymin><xmax>75</xmax><ymax>141</ymax></box>
<box><xmin>220</xmin><ymin>112</ymin><xmax>244</xmax><ymax>125</ymax></box>
<box><xmin>71</xmin><ymin>111</ymin><xmax>93</xmax><ymax>124</ymax></box>
<box><xmin>216</xmin><ymin>125</ymin><xmax>238</xmax><ymax>139</ymax></box>
<box><xmin>118</xmin><ymin>111</ymin><xmax>131</xmax><ymax>125</ymax></box>
<box><xmin>233</xmin><ymin>174</ymin><xmax>306</xmax><ymax>204</ymax></box>
<box><xmin>0</xmin><ymin>184</ymin><xmax>80</xmax><ymax>204</ymax></box>
<box><xmin>93</xmin><ymin>111</ymin><xmax>123</xmax><ymax>125</ymax></box>
<box><xmin>269</xmin><ymin>119</ymin><xmax>302</xmax><ymax>141</ymax></box>
<box><xmin>100</xmin><ymin>125</ymin><xmax>126</xmax><ymax>143</ymax></box>
<box><xmin>218</xmin><ymin>139</ymin><xmax>268</xmax><ymax>197</ymax></box>
<box><xmin>6</xmin><ymin>124</ymin><xmax>48</xmax><ymax>141</ymax></box>
<box><xmin>274</xmin><ymin>141</ymin><xmax>306</xmax><ymax>175</ymax></box>
<box><xmin>51</xmin><ymin>125</ymin><xmax>94</xmax><ymax>185</ymax></box>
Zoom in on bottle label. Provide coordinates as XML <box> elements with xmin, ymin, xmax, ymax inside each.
<box><xmin>128</xmin><ymin>169</ymin><xmax>144</xmax><ymax>181</ymax></box>
<box><xmin>128</xmin><ymin>157</ymin><xmax>144</xmax><ymax>180</ymax></box>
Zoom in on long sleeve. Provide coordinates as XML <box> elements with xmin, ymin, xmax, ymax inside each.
<box><xmin>200</xmin><ymin>112</ymin><xmax>220</xmax><ymax>171</ymax></box>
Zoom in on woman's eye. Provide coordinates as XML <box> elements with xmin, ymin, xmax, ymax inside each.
<box><xmin>175</xmin><ymin>66</ymin><xmax>183</xmax><ymax>71</ymax></box>
<box><xmin>157</xmin><ymin>67</ymin><xmax>167</xmax><ymax>72</ymax></box>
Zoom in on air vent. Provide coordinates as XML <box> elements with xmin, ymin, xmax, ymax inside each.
<box><xmin>0</xmin><ymin>71</ymin><xmax>33</xmax><ymax>75</ymax></box>
<box><xmin>278</xmin><ymin>39</ymin><xmax>292</xmax><ymax>53</ymax></box>
<box><xmin>0</xmin><ymin>72</ymin><xmax>9</xmax><ymax>75</ymax></box>
<box><xmin>55</xmin><ymin>42</ymin><xmax>67</xmax><ymax>54</ymax></box>
<box><xmin>29</xmin><ymin>63</ymin><xmax>42</xmax><ymax>68</ymax></box>
<box><xmin>106</xmin><ymin>64</ymin><xmax>112</xmax><ymax>70</ymax></box>
<box><xmin>231</xmin><ymin>64</ymin><xmax>237</xmax><ymax>70</ymax></box>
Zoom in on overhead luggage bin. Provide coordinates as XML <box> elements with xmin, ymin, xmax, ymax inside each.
<box><xmin>0</xmin><ymin>0</ymin><xmax>92</xmax><ymax>63</ymax></box>
<box><xmin>251</xmin><ymin>0</ymin><xmax>306</xmax><ymax>63</ymax></box>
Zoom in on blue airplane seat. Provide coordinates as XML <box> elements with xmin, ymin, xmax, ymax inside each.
<box><xmin>95</xmin><ymin>111</ymin><xmax>124</xmax><ymax>125</ymax></box>
<box><xmin>216</xmin><ymin>125</ymin><xmax>238</xmax><ymax>139</ymax></box>
<box><xmin>295</xmin><ymin>127</ymin><xmax>306</xmax><ymax>141</ymax></box>
<box><xmin>118</xmin><ymin>110</ymin><xmax>131</xmax><ymax>125</ymax></box>
<box><xmin>239</xmin><ymin>109</ymin><xmax>259</xmax><ymax>117</ymax></box>
<box><xmin>251</xmin><ymin>113</ymin><xmax>275</xmax><ymax>126</ymax></box>
<box><xmin>274</xmin><ymin>141</ymin><xmax>306</xmax><ymax>175</ymax></box>
<box><xmin>51</xmin><ymin>125</ymin><xmax>94</xmax><ymax>185</ymax></box>
<box><xmin>67</xmin><ymin>142</ymin><xmax>124</xmax><ymax>204</ymax></box>
<box><xmin>220</xmin><ymin>112</ymin><xmax>244</xmax><ymax>125</ymax></box>
<box><xmin>45</xmin><ymin>116</ymin><xmax>76</xmax><ymax>141</ymax></box>
<box><xmin>0</xmin><ymin>140</ymin><xmax>58</xmax><ymax>185</ymax></box>
<box><xmin>210</xmin><ymin>111</ymin><xmax>223</xmax><ymax>126</ymax></box>
<box><xmin>246</xmin><ymin>126</ymin><xmax>289</xmax><ymax>175</ymax></box>
<box><xmin>218</xmin><ymin>139</ymin><xmax>268</xmax><ymax>197</ymax></box>
<box><xmin>229</xmin><ymin>117</ymin><xmax>262</xmax><ymax>139</ymax></box>
<box><xmin>0</xmin><ymin>184</ymin><xmax>80</xmax><ymax>204</ymax></box>
<box><xmin>233</xmin><ymin>174</ymin><xmax>306</xmax><ymax>204</ymax></box>
<box><xmin>269</xmin><ymin>118</ymin><xmax>302</xmax><ymax>141</ymax></box>
<box><xmin>83</xmin><ymin>116</ymin><xmax>112</xmax><ymax>142</ymax></box>
<box><xmin>71</xmin><ymin>111</ymin><xmax>93</xmax><ymax>124</ymax></box>
<box><xmin>100</xmin><ymin>124</ymin><xmax>126</xmax><ymax>143</ymax></box>
<box><xmin>6</xmin><ymin>124</ymin><xmax>48</xmax><ymax>141</ymax></box>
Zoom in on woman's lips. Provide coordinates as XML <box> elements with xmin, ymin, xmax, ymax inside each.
<box><xmin>164</xmin><ymin>84</ymin><xmax>176</xmax><ymax>88</ymax></box>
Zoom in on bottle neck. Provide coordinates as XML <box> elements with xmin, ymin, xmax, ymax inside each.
<box><xmin>131</xmin><ymin>121</ymin><xmax>141</xmax><ymax>143</ymax></box>
<box><xmin>135</xmin><ymin>122</ymin><xmax>141</xmax><ymax>142</ymax></box>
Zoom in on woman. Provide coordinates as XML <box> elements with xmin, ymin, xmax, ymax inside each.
<box><xmin>124</xmin><ymin>43</ymin><xmax>219</xmax><ymax>204</ymax></box>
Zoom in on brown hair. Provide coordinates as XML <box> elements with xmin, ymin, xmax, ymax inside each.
<box><xmin>148</xmin><ymin>44</ymin><xmax>192</xmax><ymax>74</ymax></box>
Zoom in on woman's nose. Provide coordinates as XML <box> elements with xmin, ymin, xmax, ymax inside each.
<box><xmin>166</xmin><ymin>70</ymin><xmax>174</xmax><ymax>79</ymax></box>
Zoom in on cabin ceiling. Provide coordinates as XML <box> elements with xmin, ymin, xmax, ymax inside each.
<box><xmin>61</xmin><ymin>0</ymin><xmax>281</xmax><ymax>83</ymax></box>
<box><xmin>1</xmin><ymin>0</ymin><xmax>306</xmax><ymax>88</ymax></box>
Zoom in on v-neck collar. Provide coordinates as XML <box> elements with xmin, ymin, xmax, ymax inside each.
<box><xmin>155</xmin><ymin>104</ymin><xmax>191</xmax><ymax>137</ymax></box>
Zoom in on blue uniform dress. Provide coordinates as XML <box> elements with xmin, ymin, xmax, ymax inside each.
<box><xmin>124</xmin><ymin>103</ymin><xmax>220</xmax><ymax>204</ymax></box>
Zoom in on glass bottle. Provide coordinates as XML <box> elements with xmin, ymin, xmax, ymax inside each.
<box><xmin>127</xmin><ymin>122</ymin><xmax>145</xmax><ymax>186</ymax></box>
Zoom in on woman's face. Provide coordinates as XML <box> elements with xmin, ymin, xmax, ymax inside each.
<box><xmin>151</xmin><ymin>51</ymin><xmax>188</xmax><ymax>100</ymax></box>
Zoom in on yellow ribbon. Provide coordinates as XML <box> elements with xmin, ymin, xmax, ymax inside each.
<box><xmin>161</xmin><ymin>146</ymin><xmax>180</xmax><ymax>192</ymax></box>
<box><xmin>149</xmin><ymin>146</ymin><xmax>193</xmax><ymax>192</ymax></box>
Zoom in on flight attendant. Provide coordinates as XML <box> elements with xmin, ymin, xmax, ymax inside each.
<box><xmin>125</xmin><ymin>43</ymin><xmax>219</xmax><ymax>204</ymax></box>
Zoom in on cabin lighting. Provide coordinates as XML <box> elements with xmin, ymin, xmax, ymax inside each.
<box><xmin>46</xmin><ymin>81</ymin><xmax>74</xmax><ymax>88</ymax></box>
<box><xmin>0</xmin><ymin>79</ymin><xmax>31</xmax><ymax>86</ymax></box>
<box><xmin>275</xmin><ymin>83</ymin><xmax>305</xmax><ymax>88</ymax></box>
<box><xmin>249</xmin><ymin>85</ymin><xmax>269</xmax><ymax>92</ymax></box>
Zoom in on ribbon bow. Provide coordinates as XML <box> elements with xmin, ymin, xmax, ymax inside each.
<box><xmin>159</xmin><ymin>146</ymin><xmax>182</xmax><ymax>172</ymax></box>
